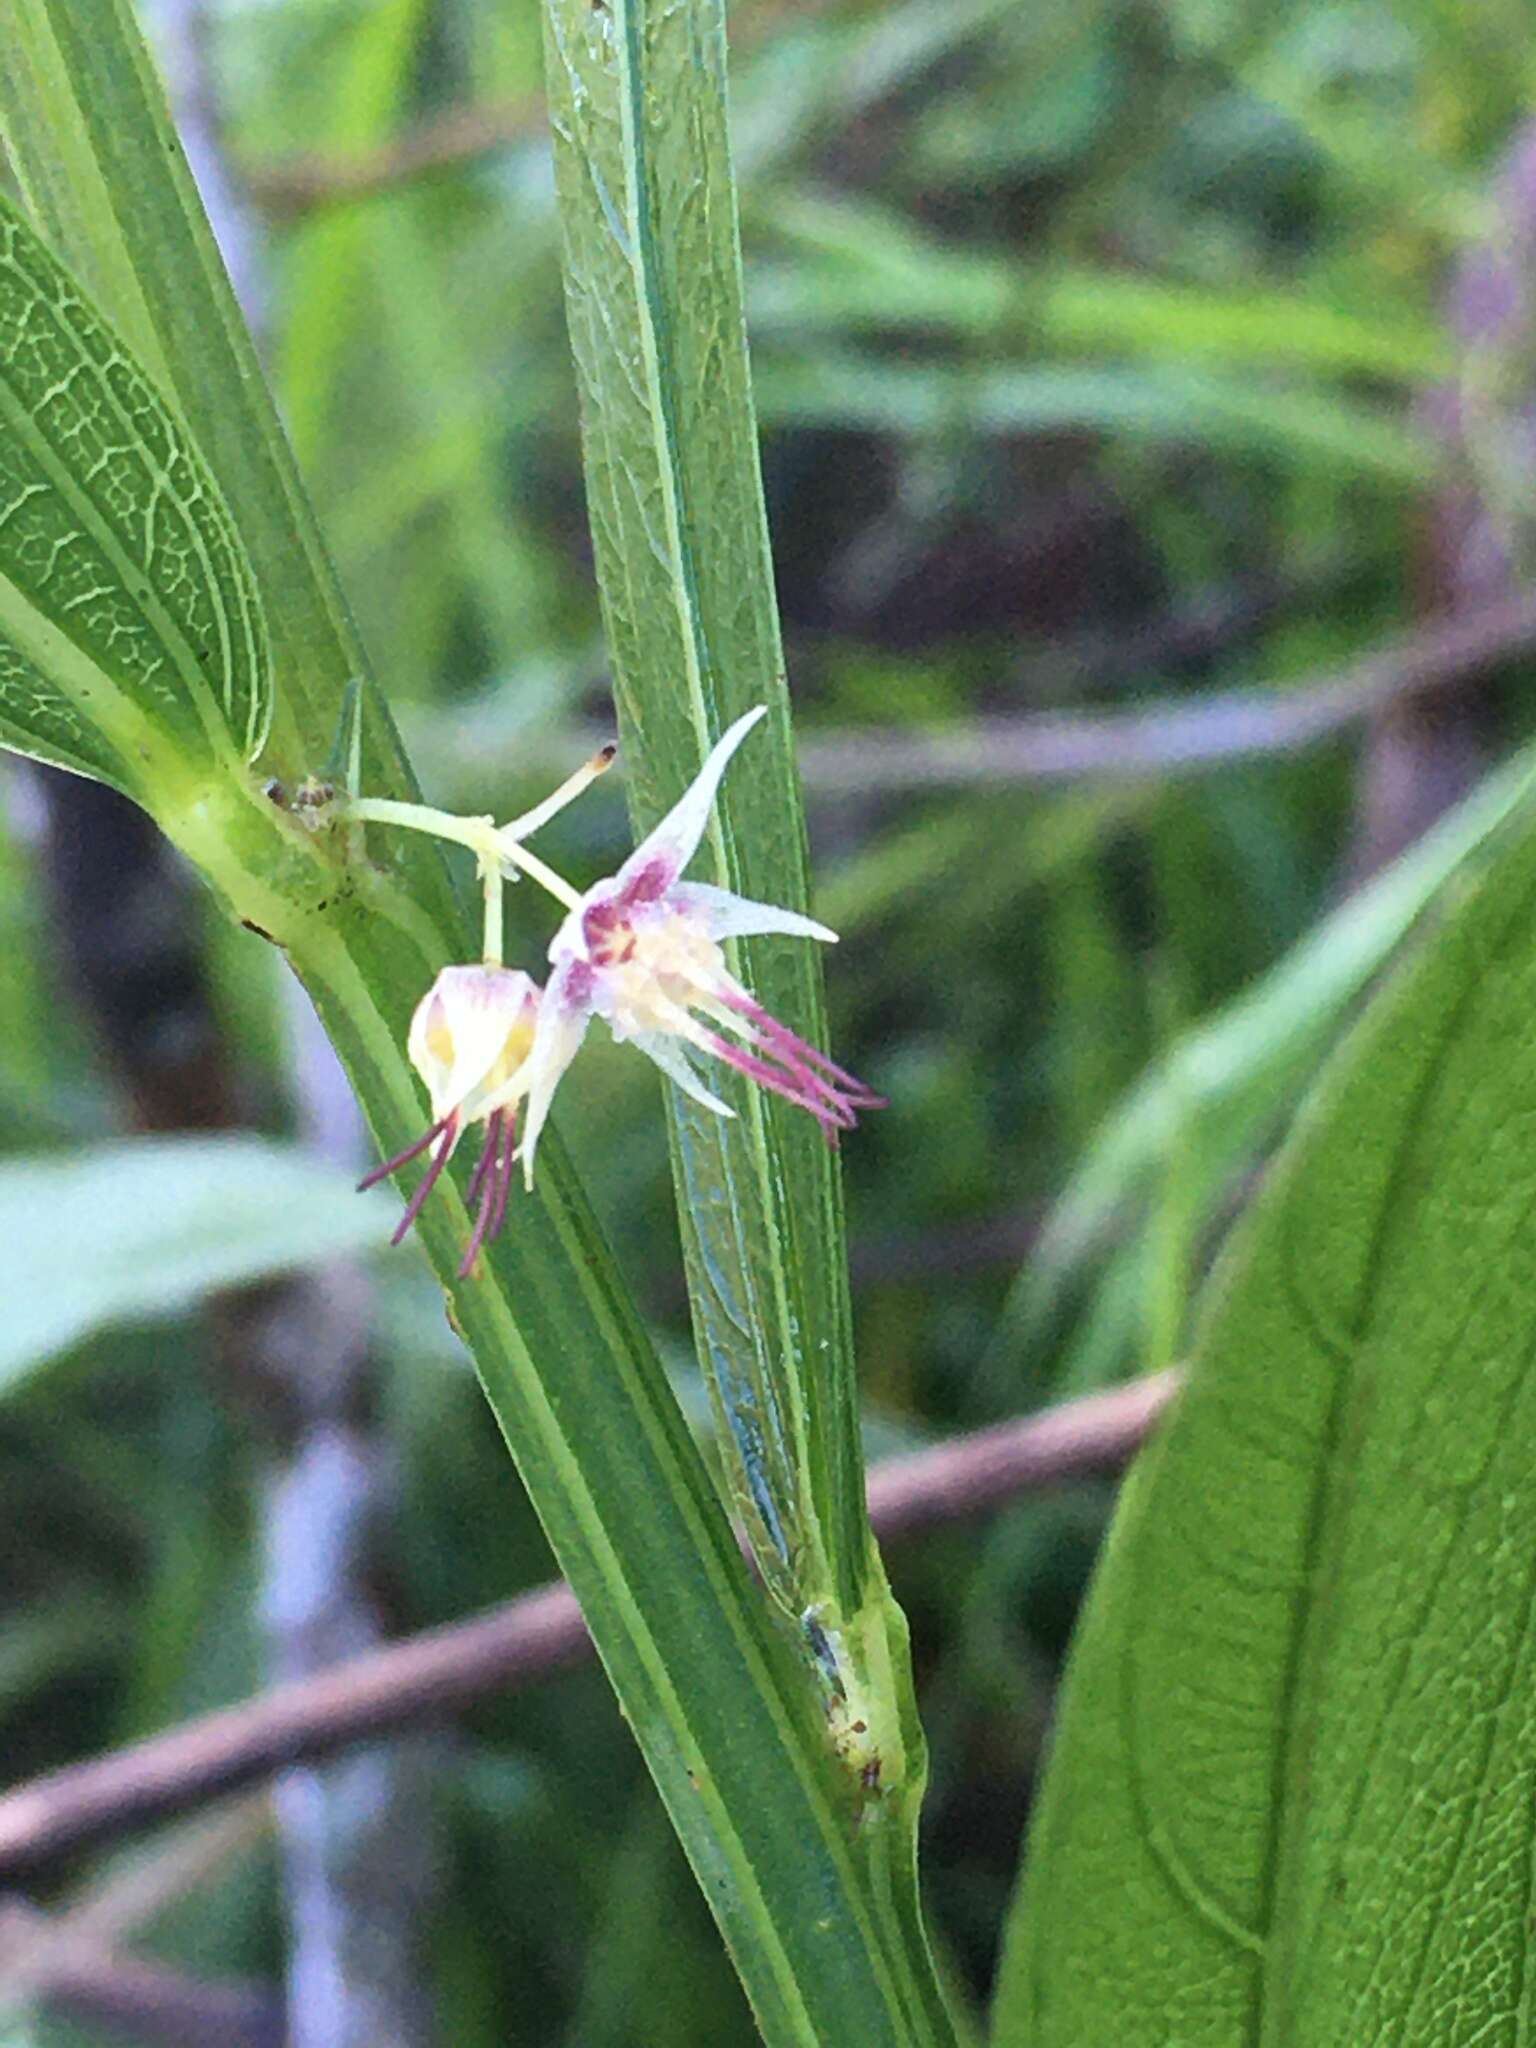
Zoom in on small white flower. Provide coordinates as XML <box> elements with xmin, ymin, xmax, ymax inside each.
<box><xmin>360</xmin><ymin>964</ymin><xmax>540</xmax><ymax>1274</ymax></box>
<box><xmin>518</xmin><ymin>706</ymin><xmax>882</xmax><ymax>1182</ymax></box>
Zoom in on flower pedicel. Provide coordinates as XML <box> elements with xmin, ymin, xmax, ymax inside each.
<box><xmin>351</xmin><ymin>706</ymin><xmax>881</xmax><ymax>1269</ymax></box>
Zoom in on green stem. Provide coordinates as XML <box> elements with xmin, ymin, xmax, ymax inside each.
<box><xmin>481</xmin><ymin>855</ymin><xmax>505</xmax><ymax>968</ymax></box>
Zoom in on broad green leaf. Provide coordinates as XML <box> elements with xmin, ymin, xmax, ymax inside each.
<box><xmin>3</xmin><ymin>0</ymin><xmax>415</xmax><ymax>794</ymax></box>
<box><xmin>0</xmin><ymin>198</ymin><xmax>271</xmax><ymax>785</ymax></box>
<box><xmin>3</xmin><ymin>8</ymin><xmax>964</xmax><ymax>2041</ymax></box>
<box><xmin>0</xmin><ymin>1137</ymin><xmax>394</xmax><ymax>1394</ymax></box>
<box><xmin>993</xmin><ymin>775</ymin><xmax>1536</xmax><ymax>2041</ymax></box>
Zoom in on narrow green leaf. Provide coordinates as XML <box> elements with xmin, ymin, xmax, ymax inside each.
<box><xmin>275</xmin><ymin>0</ymin><xmax>430</xmax><ymax>474</ymax></box>
<box><xmin>754</xmin><ymin>192</ymin><xmax>1452</xmax><ymax>384</ymax></box>
<box><xmin>993</xmin><ymin>776</ymin><xmax>1536</xmax><ymax>2040</ymax></box>
<box><xmin>0</xmin><ymin>198</ymin><xmax>271</xmax><ymax>781</ymax></box>
<box><xmin>542</xmin><ymin>0</ymin><xmax>871</xmax><ymax>1624</ymax></box>
<box><xmin>754</xmin><ymin>356</ymin><xmax>1430</xmax><ymax>483</ymax></box>
<box><xmin>0</xmin><ymin>1137</ymin><xmax>394</xmax><ymax>1393</ymax></box>
<box><xmin>543</xmin><ymin>0</ymin><xmax>961</xmax><ymax>2034</ymax></box>
<box><xmin>2</xmin><ymin>0</ymin><xmax>423</xmax><ymax>800</ymax></box>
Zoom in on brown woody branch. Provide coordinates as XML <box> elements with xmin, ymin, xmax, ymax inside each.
<box><xmin>419</xmin><ymin>595</ymin><xmax>1536</xmax><ymax>804</ymax></box>
<box><xmin>788</xmin><ymin>593</ymin><xmax>1536</xmax><ymax>791</ymax></box>
<box><xmin>243</xmin><ymin>0</ymin><xmax>832</xmax><ymax>217</ymax></box>
<box><xmin>0</xmin><ymin>1900</ymin><xmax>281</xmax><ymax>2048</ymax></box>
<box><xmin>0</xmin><ymin>1372</ymin><xmax>1177</xmax><ymax>1876</ymax></box>
<box><xmin>245</xmin><ymin>98</ymin><xmax>543</xmax><ymax>218</ymax></box>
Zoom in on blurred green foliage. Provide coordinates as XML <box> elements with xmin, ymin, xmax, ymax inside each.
<box><xmin>4</xmin><ymin>0</ymin><xmax>1535</xmax><ymax>2037</ymax></box>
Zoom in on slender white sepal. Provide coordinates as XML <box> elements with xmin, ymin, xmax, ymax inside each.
<box><xmin>629</xmin><ymin>1031</ymin><xmax>737</xmax><ymax>1118</ymax></box>
<box><xmin>616</xmin><ymin>705</ymin><xmax>768</xmax><ymax>892</ymax></box>
<box><xmin>671</xmin><ymin>880</ymin><xmax>837</xmax><ymax>945</ymax></box>
<box><xmin>519</xmin><ymin>964</ymin><xmax>594</xmax><ymax>1186</ymax></box>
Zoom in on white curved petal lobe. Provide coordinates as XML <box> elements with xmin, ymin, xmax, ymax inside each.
<box><xmin>407</xmin><ymin>966</ymin><xmax>537</xmax><ymax>1123</ymax></box>
<box><xmin>518</xmin><ymin>966</ymin><xmax>593</xmax><ymax>1187</ymax></box>
<box><xmin>617</xmin><ymin>705</ymin><xmax>768</xmax><ymax>891</ymax></box>
<box><xmin>670</xmin><ymin>881</ymin><xmax>837</xmax><ymax>945</ymax></box>
<box><xmin>628</xmin><ymin>1031</ymin><xmax>736</xmax><ymax>1119</ymax></box>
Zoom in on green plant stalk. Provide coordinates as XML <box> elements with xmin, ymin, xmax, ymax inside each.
<box><xmin>0</xmin><ymin>4</ymin><xmax>963</xmax><ymax>2036</ymax></box>
<box><xmin>540</xmin><ymin>4</ymin><xmax>956</xmax><ymax>2033</ymax></box>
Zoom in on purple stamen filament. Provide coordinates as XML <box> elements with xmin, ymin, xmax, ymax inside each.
<box><xmin>466</xmin><ymin>1117</ymin><xmax>498</xmax><ymax>1204</ymax></box>
<box><xmin>388</xmin><ymin>1117</ymin><xmax>459</xmax><ymax>1245</ymax></box>
<box><xmin>704</xmin><ymin>1032</ymin><xmax>847</xmax><ymax>1136</ymax></box>
<box><xmin>357</xmin><ymin>1116</ymin><xmax>448</xmax><ymax>1192</ymax></box>
<box><xmin>488</xmin><ymin>1111</ymin><xmax>518</xmax><ymax>1242</ymax></box>
<box><xmin>458</xmin><ymin>1106</ymin><xmax>519</xmax><ymax>1277</ymax></box>
<box><xmin>360</xmin><ymin>1106</ymin><xmax>521</xmax><ymax>1274</ymax></box>
<box><xmin>690</xmin><ymin>989</ymin><xmax>882</xmax><ymax>1143</ymax></box>
<box><xmin>740</xmin><ymin>1000</ymin><xmax>887</xmax><ymax>1107</ymax></box>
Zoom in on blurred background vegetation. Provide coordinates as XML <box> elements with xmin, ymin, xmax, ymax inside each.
<box><xmin>4</xmin><ymin>0</ymin><xmax>1536</xmax><ymax>2040</ymax></box>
